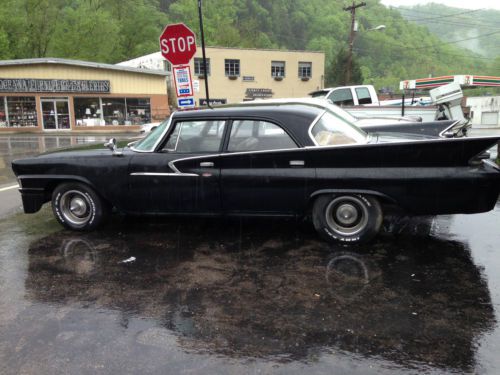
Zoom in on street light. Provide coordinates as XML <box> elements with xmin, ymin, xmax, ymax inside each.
<box><xmin>345</xmin><ymin>22</ymin><xmax>386</xmax><ymax>84</ymax></box>
<box><xmin>367</xmin><ymin>24</ymin><xmax>386</xmax><ymax>32</ymax></box>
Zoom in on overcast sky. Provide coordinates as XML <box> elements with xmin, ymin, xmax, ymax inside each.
<box><xmin>380</xmin><ymin>0</ymin><xmax>500</xmax><ymax>11</ymax></box>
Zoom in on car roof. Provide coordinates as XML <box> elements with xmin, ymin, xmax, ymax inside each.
<box><xmin>172</xmin><ymin>102</ymin><xmax>325</xmax><ymax>146</ymax></box>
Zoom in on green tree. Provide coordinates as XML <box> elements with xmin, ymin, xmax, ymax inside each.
<box><xmin>0</xmin><ymin>28</ymin><xmax>10</xmax><ymax>59</ymax></box>
<box><xmin>327</xmin><ymin>48</ymin><xmax>363</xmax><ymax>86</ymax></box>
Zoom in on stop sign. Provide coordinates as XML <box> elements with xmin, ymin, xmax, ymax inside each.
<box><xmin>159</xmin><ymin>23</ymin><xmax>197</xmax><ymax>66</ymax></box>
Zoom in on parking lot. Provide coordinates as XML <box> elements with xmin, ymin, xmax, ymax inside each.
<box><xmin>1</xmin><ymin>135</ymin><xmax>500</xmax><ymax>374</ymax></box>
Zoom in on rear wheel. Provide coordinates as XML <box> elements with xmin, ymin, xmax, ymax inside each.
<box><xmin>312</xmin><ymin>194</ymin><xmax>382</xmax><ymax>244</ymax></box>
<box><xmin>52</xmin><ymin>182</ymin><xmax>108</xmax><ymax>231</ymax></box>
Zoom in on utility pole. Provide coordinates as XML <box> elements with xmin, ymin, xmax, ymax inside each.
<box><xmin>198</xmin><ymin>0</ymin><xmax>210</xmax><ymax>107</ymax></box>
<box><xmin>344</xmin><ymin>1</ymin><xmax>366</xmax><ymax>85</ymax></box>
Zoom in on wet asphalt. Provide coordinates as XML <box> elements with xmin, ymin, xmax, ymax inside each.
<box><xmin>1</xmin><ymin>135</ymin><xmax>500</xmax><ymax>374</ymax></box>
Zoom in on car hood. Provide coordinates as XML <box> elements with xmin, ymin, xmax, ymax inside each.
<box><xmin>36</xmin><ymin>138</ymin><xmax>139</xmax><ymax>157</ymax></box>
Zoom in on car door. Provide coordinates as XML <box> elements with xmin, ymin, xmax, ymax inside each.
<box><xmin>218</xmin><ymin>119</ymin><xmax>315</xmax><ymax>215</ymax></box>
<box><xmin>127</xmin><ymin>119</ymin><xmax>226</xmax><ymax>214</ymax></box>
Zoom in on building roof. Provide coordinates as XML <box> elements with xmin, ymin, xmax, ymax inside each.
<box><xmin>0</xmin><ymin>58</ymin><xmax>169</xmax><ymax>76</ymax></box>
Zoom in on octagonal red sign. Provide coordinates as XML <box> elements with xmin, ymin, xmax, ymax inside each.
<box><xmin>159</xmin><ymin>23</ymin><xmax>197</xmax><ymax>66</ymax></box>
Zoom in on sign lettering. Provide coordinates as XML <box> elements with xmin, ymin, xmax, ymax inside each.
<box><xmin>0</xmin><ymin>78</ymin><xmax>111</xmax><ymax>93</ymax></box>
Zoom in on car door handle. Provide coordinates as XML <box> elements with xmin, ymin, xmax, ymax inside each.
<box><xmin>200</xmin><ymin>162</ymin><xmax>214</xmax><ymax>167</ymax></box>
<box><xmin>289</xmin><ymin>160</ymin><xmax>305</xmax><ymax>167</ymax></box>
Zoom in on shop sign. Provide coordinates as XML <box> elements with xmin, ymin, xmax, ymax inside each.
<box><xmin>173</xmin><ymin>65</ymin><xmax>194</xmax><ymax>97</ymax></box>
<box><xmin>199</xmin><ymin>98</ymin><xmax>227</xmax><ymax>106</ymax></box>
<box><xmin>245</xmin><ymin>88</ymin><xmax>273</xmax><ymax>99</ymax></box>
<box><xmin>0</xmin><ymin>78</ymin><xmax>110</xmax><ymax>93</ymax></box>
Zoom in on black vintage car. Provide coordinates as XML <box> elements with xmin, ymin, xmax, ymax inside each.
<box><xmin>11</xmin><ymin>100</ymin><xmax>500</xmax><ymax>243</ymax></box>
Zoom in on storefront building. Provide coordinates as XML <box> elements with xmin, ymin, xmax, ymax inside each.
<box><xmin>0</xmin><ymin>58</ymin><xmax>169</xmax><ymax>133</ymax></box>
<box><xmin>118</xmin><ymin>46</ymin><xmax>325</xmax><ymax>106</ymax></box>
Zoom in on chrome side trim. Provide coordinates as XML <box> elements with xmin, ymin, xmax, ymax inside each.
<box><xmin>168</xmin><ymin>160</ymin><xmax>182</xmax><ymax>173</ymax></box>
<box><xmin>308</xmin><ymin>110</ymin><xmax>326</xmax><ymax>146</ymax></box>
<box><xmin>483</xmin><ymin>159</ymin><xmax>500</xmax><ymax>171</ymax></box>
<box><xmin>130</xmin><ymin>172</ymin><xmax>198</xmax><ymax>177</ymax></box>
<box><xmin>170</xmin><ymin>147</ymin><xmax>307</xmax><ymax>167</ymax></box>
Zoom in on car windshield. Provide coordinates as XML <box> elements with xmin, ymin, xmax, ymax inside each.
<box><xmin>310</xmin><ymin>109</ymin><xmax>368</xmax><ymax>146</ymax></box>
<box><xmin>132</xmin><ymin>117</ymin><xmax>171</xmax><ymax>152</ymax></box>
<box><xmin>310</xmin><ymin>90</ymin><xmax>329</xmax><ymax>98</ymax></box>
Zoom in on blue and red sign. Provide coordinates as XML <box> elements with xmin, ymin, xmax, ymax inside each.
<box><xmin>173</xmin><ymin>65</ymin><xmax>194</xmax><ymax>98</ymax></box>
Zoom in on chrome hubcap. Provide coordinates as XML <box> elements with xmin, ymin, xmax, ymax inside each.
<box><xmin>70</xmin><ymin>197</ymin><xmax>87</xmax><ymax>216</ymax></box>
<box><xmin>60</xmin><ymin>190</ymin><xmax>92</xmax><ymax>225</ymax></box>
<box><xmin>335</xmin><ymin>203</ymin><xmax>359</xmax><ymax>226</ymax></box>
<box><xmin>325</xmin><ymin>196</ymin><xmax>369</xmax><ymax>236</ymax></box>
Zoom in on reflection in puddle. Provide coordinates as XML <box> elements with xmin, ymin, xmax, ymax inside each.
<box><xmin>18</xmin><ymin>217</ymin><xmax>495</xmax><ymax>373</ymax></box>
<box><xmin>325</xmin><ymin>252</ymin><xmax>371</xmax><ymax>302</ymax></box>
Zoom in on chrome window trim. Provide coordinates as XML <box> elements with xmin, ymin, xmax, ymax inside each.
<box><xmin>308</xmin><ymin>110</ymin><xmax>327</xmax><ymax>146</ymax></box>
<box><xmin>439</xmin><ymin>119</ymin><xmax>461</xmax><ymax>138</ymax></box>
<box><xmin>131</xmin><ymin>115</ymin><xmax>174</xmax><ymax>153</ymax></box>
<box><xmin>130</xmin><ymin>172</ymin><xmax>198</xmax><ymax>177</ymax></box>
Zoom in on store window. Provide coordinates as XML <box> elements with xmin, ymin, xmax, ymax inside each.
<box><xmin>5</xmin><ymin>97</ymin><xmax>38</xmax><ymax>127</ymax></box>
<box><xmin>74</xmin><ymin>97</ymin><xmax>151</xmax><ymax>126</ymax></box>
<box><xmin>0</xmin><ymin>97</ymin><xmax>6</xmax><ymax>127</ymax></box>
<box><xmin>194</xmin><ymin>58</ymin><xmax>211</xmax><ymax>76</ymax></box>
<box><xmin>102</xmin><ymin>98</ymin><xmax>126</xmax><ymax>125</ymax></box>
<box><xmin>225</xmin><ymin>59</ymin><xmax>240</xmax><ymax>77</ymax></box>
<box><xmin>271</xmin><ymin>61</ymin><xmax>286</xmax><ymax>78</ymax></box>
<box><xmin>298</xmin><ymin>62</ymin><xmax>312</xmax><ymax>78</ymax></box>
<box><xmin>125</xmin><ymin>98</ymin><xmax>151</xmax><ymax>125</ymax></box>
<box><xmin>74</xmin><ymin>97</ymin><xmax>103</xmax><ymax>126</ymax></box>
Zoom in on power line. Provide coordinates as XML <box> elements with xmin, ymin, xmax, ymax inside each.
<box><xmin>397</xmin><ymin>7</ymin><xmax>484</xmax><ymax>22</ymax></box>
<box><xmin>393</xmin><ymin>6</ymin><xmax>487</xmax><ymax>17</ymax></box>
<box><xmin>402</xmin><ymin>30</ymin><xmax>500</xmax><ymax>51</ymax></box>
<box><xmin>401</xmin><ymin>15</ymin><xmax>500</xmax><ymax>30</ymax></box>
<box><xmin>396</xmin><ymin>7</ymin><xmax>500</xmax><ymax>27</ymax></box>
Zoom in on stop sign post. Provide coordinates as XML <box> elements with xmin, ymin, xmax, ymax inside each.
<box><xmin>159</xmin><ymin>23</ymin><xmax>198</xmax><ymax>108</ymax></box>
<box><xmin>159</xmin><ymin>23</ymin><xmax>197</xmax><ymax>66</ymax></box>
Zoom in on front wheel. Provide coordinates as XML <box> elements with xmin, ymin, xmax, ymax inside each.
<box><xmin>312</xmin><ymin>194</ymin><xmax>383</xmax><ymax>244</ymax></box>
<box><xmin>52</xmin><ymin>182</ymin><xmax>108</xmax><ymax>231</ymax></box>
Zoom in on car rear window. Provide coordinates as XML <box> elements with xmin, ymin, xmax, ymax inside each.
<box><xmin>310</xmin><ymin>110</ymin><xmax>367</xmax><ymax>146</ymax></box>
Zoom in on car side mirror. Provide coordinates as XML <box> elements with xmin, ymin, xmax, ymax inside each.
<box><xmin>104</xmin><ymin>138</ymin><xmax>123</xmax><ymax>156</ymax></box>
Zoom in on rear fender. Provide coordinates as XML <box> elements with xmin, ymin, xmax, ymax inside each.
<box><xmin>309</xmin><ymin>189</ymin><xmax>396</xmax><ymax>204</ymax></box>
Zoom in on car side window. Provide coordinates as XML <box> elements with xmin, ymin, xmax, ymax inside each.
<box><xmin>227</xmin><ymin>120</ymin><xmax>297</xmax><ymax>152</ymax></box>
<box><xmin>355</xmin><ymin>87</ymin><xmax>372</xmax><ymax>104</ymax></box>
<box><xmin>328</xmin><ymin>88</ymin><xmax>354</xmax><ymax>106</ymax></box>
<box><xmin>162</xmin><ymin>120</ymin><xmax>226</xmax><ymax>153</ymax></box>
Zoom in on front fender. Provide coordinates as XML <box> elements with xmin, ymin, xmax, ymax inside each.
<box><xmin>18</xmin><ymin>175</ymin><xmax>98</xmax><ymax>214</ymax></box>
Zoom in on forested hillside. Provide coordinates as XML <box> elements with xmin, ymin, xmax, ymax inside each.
<box><xmin>0</xmin><ymin>0</ymin><xmax>499</xmax><ymax>91</ymax></box>
<box><xmin>398</xmin><ymin>4</ymin><xmax>500</xmax><ymax>58</ymax></box>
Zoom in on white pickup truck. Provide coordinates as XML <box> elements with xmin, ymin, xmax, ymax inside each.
<box><xmin>309</xmin><ymin>84</ymin><xmax>438</xmax><ymax>122</ymax></box>
<box><xmin>309</xmin><ymin>85</ymin><xmax>381</xmax><ymax>106</ymax></box>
